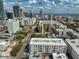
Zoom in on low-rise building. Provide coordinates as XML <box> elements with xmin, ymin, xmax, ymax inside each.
<box><xmin>39</xmin><ymin>20</ymin><xmax>55</xmax><ymax>26</ymax></box>
<box><xmin>55</xmin><ymin>29</ymin><xmax>66</xmax><ymax>37</ymax></box>
<box><xmin>21</xmin><ymin>17</ymin><xmax>36</xmax><ymax>26</ymax></box>
<box><xmin>30</xmin><ymin>38</ymin><xmax>67</xmax><ymax>54</ymax></box>
<box><xmin>52</xmin><ymin>53</ymin><xmax>68</xmax><ymax>59</ymax></box>
<box><xmin>66</xmin><ymin>39</ymin><xmax>79</xmax><ymax>59</ymax></box>
<box><xmin>0</xmin><ymin>34</ymin><xmax>16</xmax><ymax>56</ymax></box>
<box><xmin>54</xmin><ymin>28</ymin><xmax>74</xmax><ymax>38</ymax></box>
<box><xmin>73</xmin><ymin>31</ymin><xmax>79</xmax><ymax>39</ymax></box>
<box><xmin>0</xmin><ymin>40</ymin><xmax>10</xmax><ymax>51</ymax></box>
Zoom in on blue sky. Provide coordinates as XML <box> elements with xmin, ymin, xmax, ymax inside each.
<box><xmin>3</xmin><ymin>0</ymin><xmax>79</xmax><ymax>14</ymax></box>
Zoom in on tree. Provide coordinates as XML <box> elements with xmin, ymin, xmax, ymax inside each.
<box><xmin>16</xmin><ymin>34</ymin><xmax>25</xmax><ymax>41</ymax></box>
<box><xmin>10</xmin><ymin>42</ymin><xmax>23</xmax><ymax>57</ymax></box>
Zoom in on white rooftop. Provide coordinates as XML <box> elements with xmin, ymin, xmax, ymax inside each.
<box><xmin>0</xmin><ymin>40</ymin><xmax>10</xmax><ymax>51</ymax></box>
<box><xmin>39</xmin><ymin>20</ymin><xmax>54</xmax><ymax>24</ymax></box>
<box><xmin>66</xmin><ymin>39</ymin><xmax>79</xmax><ymax>55</ymax></box>
<box><xmin>0</xmin><ymin>41</ymin><xmax>7</xmax><ymax>46</ymax></box>
<box><xmin>64</xmin><ymin>28</ymin><xmax>74</xmax><ymax>32</ymax></box>
<box><xmin>56</xmin><ymin>28</ymin><xmax>74</xmax><ymax>33</ymax></box>
<box><xmin>52</xmin><ymin>53</ymin><xmax>68</xmax><ymax>59</ymax></box>
<box><xmin>7</xmin><ymin>19</ymin><xmax>19</xmax><ymax>22</ymax></box>
<box><xmin>56</xmin><ymin>29</ymin><xmax>64</xmax><ymax>32</ymax></box>
<box><xmin>22</xmin><ymin>17</ymin><xmax>36</xmax><ymax>20</ymax></box>
<box><xmin>73</xmin><ymin>32</ymin><xmax>79</xmax><ymax>38</ymax></box>
<box><xmin>59</xmin><ymin>24</ymin><xmax>67</xmax><ymax>29</ymax></box>
<box><xmin>30</xmin><ymin>38</ymin><xmax>66</xmax><ymax>46</ymax></box>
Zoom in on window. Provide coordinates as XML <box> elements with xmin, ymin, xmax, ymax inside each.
<box><xmin>71</xmin><ymin>41</ymin><xmax>76</xmax><ymax>43</ymax></box>
<box><xmin>38</xmin><ymin>46</ymin><xmax>42</xmax><ymax>52</ymax></box>
<box><xmin>45</xmin><ymin>46</ymin><xmax>49</xmax><ymax>53</ymax></box>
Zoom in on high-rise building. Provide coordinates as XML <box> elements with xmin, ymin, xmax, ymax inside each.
<box><xmin>7</xmin><ymin>19</ymin><xmax>20</xmax><ymax>35</ymax></box>
<box><xmin>4</xmin><ymin>10</ymin><xmax>7</xmax><ymax>19</ymax></box>
<box><xmin>19</xmin><ymin>8</ymin><xmax>24</xmax><ymax>18</ymax></box>
<box><xmin>6</xmin><ymin>13</ymin><xmax>13</xmax><ymax>19</ymax></box>
<box><xmin>0</xmin><ymin>0</ymin><xmax>4</xmax><ymax>20</ymax></box>
<box><xmin>4</xmin><ymin>10</ymin><xmax>13</xmax><ymax>19</ymax></box>
<box><xmin>39</xmin><ymin>9</ymin><xmax>44</xmax><ymax>19</ymax></box>
<box><xmin>29</xmin><ymin>10</ymin><xmax>33</xmax><ymax>18</ymax></box>
<box><xmin>13</xmin><ymin>5</ymin><xmax>20</xmax><ymax>18</ymax></box>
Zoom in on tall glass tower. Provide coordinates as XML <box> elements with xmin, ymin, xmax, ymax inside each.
<box><xmin>13</xmin><ymin>5</ymin><xmax>20</xmax><ymax>18</ymax></box>
<box><xmin>0</xmin><ymin>0</ymin><xmax>4</xmax><ymax>20</ymax></box>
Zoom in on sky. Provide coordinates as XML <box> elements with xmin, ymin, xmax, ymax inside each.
<box><xmin>3</xmin><ymin>0</ymin><xmax>79</xmax><ymax>14</ymax></box>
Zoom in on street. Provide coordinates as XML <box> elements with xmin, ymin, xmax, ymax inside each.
<box><xmin>15</xmin><ymin>24</ymin><xmax>37</xmax><ymax>59</ymax></box>
<box><xmin>15</xmin><ymin>33</ymin><xmax>31</xmax><ymax>59</ymax></box>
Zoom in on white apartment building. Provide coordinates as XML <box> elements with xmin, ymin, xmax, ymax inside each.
<box><xmin>30</xmin><ymin>38</ymin><xmax>67</xmax><ymax>54</ymax></box>
<box><xmin>21</xmin><ymin>17</ymin><xmax>36</xmax><ymax>26</ymax></box>
<box><xmin>55</xmin><ymin>23</ymin><xmax>67</xmax><ymax>29</ymax></box>
<box><xmin>7</xmin><ymin>19</ymin><xmax>19</xmax><ymax>35</ymax></box>
<box><xmin>39</xmin><ymin>20</ymin><xmax>55</xmax><ymax>26</ymax></box>
<box><xmin>55</xmin><ymin>28</ymin><xmax>74</xmax><ymax>37</ymax></box>
<box><xmin>66</xmin><ymin>39</ymin><xmax>79</xmax><ymax>59</ymax></box>
<box><xmin>55</xmin><ymin>29</ymin><xmax>66</xmax><ymax>37</ymax></box>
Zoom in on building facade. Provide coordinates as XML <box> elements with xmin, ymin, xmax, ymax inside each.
<box><xmin>13</xmin><ymin>5</ymin><xmax>20</xmax><ymax>18</ymax></box>
<box><xmin>19</xmin><ymin>8</ymin><xmax>24</xmax><ymax>18</ymax></box>
<box><xmin>6</xmin><ymin>13</ymin><xmax>13</xmax><ymax>19</ymax></box>
<box><xmin>0</xmin><ymin>0</ymin><xmax>4</xmax><ymax>20</ymax></box>
<box><xmin>66</xmin><ymin>39</ymin><xmax>79</xmax><ymax>59</ymax></box>
<box><xmin>21</xmin><ymin>17</ymin><xmax>36</xmax><ymax>26</ymax></box>
<box><xmin>7</xmin><ymin>19</ymin><xmax>19</xmax><ymax>35</ymax></box>
<box><xmin>30</xmin><ymin>38</ymin><xmax>67</xmax><ymax>54</ymax></box>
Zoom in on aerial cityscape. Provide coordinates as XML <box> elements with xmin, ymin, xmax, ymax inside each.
<box><xmin>0</xmin><ymin>0</ymin><xmax>79</xmax><ymax>59</ymax></box>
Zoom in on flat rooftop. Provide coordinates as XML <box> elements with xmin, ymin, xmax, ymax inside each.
<box><xmin>52</xmin><ymin>53</ymin><xmax>68</xmax><ymax>59</ymax></box>
<box><xmin>0</xmin><ymin>34</ymin><xmax>15</xmax><ymax>41</ymax></box>
<box><xmin>30</xmin><ymin>38</ymin><xmax>66</xmax><ymax>46</ymax></box>
<box><xmin>7</xmin><ymin>19</ymin><xmax>19</xmax><ymax>22</ymax></box>
<box><xmin>0</xmin><ymin>40</ymin><xmax>7</xmax><ymax>45</ymax></box>
<box><xmin>66</xmin><ymin>39</ymin><xmax>79</xmax><ymax>55</ymax></box>
<box><xmin>56</xmin><ymin>29</ymin><xmax>64</xmax><ymax>32</ymax></box>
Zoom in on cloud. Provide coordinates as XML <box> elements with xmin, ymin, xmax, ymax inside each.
<box><xmin>3</xmin><ymin>1</ymin><xmax>14</xmax><ymax>12</ymax></box>
<box><xmin>28</xmin><ymin>0</ymin><xmax>37</xmax><ymax>4</ymax></box>
<box><xmin>3</xmin><ymin>0</ymin><xmax>79</xmax><ymax>13</ymax></box>
<box><xmin>3</xmin><ymin>0</ymin><xmax>26</xmax><ymax>12</ymax></box>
